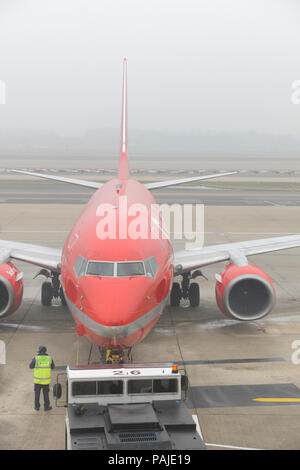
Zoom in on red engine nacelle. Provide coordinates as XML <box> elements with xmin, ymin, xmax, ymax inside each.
<box><xmin>215</xmin><ymin>263</ymin><xmax>276</xmax><ymax>321</ymax></box>
<box><xmin>0</xmin><ymin>262</ymin><xmax>23</xmax><ymax>319</ymax></box>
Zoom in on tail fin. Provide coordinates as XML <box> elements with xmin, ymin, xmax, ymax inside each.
<box><xmin>118</xmin><ymin>58</ymin><xmax>129</xmax><ymax>180</ymax></box>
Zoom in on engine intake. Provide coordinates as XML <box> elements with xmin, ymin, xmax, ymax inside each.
<box><xmin>0</xmin><ymin>262</ymin><xmax>23</xmax><ymax>319</ymax></box>
<box><xmin>216</xmin><ymin>264</ymin><xmax>275</xmax><ymax>321</ymax></box>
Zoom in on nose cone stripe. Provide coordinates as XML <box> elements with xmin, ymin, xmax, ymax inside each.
<box><xmin>64</xmin><ymin>291</ymin><xmax>168</xmax><ymax>339</ymax></box>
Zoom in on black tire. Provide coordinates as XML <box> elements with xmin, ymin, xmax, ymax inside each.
<box><xmin>41</xmin><ymin>282</ymin><xmax>53</xmax><ymax>306</ymax></box>
<box><xmin>189</xmin><ymin>282</ymin><xmax>200</xmax><ymax>307</ymax></box>
<box><xmin>53</xmin><ymin>383</ymin><xmax>62</xmax><ymax>399</ymax></box>
<box><xmin>170</xmin><ymin>282</ymin><xmax>182</xmax><ymax>307</ymax></box>
<box><xmin>59</xmin><ymin>287</ymin><xmax>67</xmax><ymax>306</ymax></box>
<box><xmin>65</xmin><ymin>425</ymin><xmax>68</xmax><ymax>450</ymax></box>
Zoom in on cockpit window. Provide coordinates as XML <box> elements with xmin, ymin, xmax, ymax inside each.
<box><xmin>144</xmin><ymin>256</ymin><xmax>158</xmax><ymax>278</ymax></box>
<box><xmin>117</xmin><ymin>262</ymin><xmax>145</xmax><ymax>277</ymax></box>
<box><xmin>86</xmin><ymin>261</ymin><xmax>114</xmax><ymax>277</ymax></box>
<box><xmin>74</xmin><ymin>256</ymin><xmax>88</xmax><ymax>277</ymax></box>
<box><xmin>74</xmin><ymin>258</ymin><xmax>157</xmax><ymax>278</ymax></box>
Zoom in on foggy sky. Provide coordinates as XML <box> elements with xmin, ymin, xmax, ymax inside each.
<box><xmin>0</xmin><ymin>0</ymin><xmax>300</xmax><ymax>140</ymax></box>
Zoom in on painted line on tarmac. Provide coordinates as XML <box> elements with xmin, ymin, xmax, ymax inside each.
<box><xmin>192</xmin><ymin>414</ymin><xmax>203</xmax><ymax>439</ymax></box>
<box><xmin>2</xmin><ymin>230</ymin><xmax>297</xmax><ymax>235</ymax></box>
<box><xmin>187</xmin><ymin>383</ymin><xmax>300</xmax><ymax>408</ymax></box>
<box><xmin>205</xmin><ymin>443</ymin><xmax>262</xmax><ymax>450</ymax></box>
<box><xmin>264</xmin><ymin>200</ymin><xmax>281</xmax><ymax>206</ymax></box>
<box><xmin>194</xmin><ymin>312</ymin><xmax>300</xmax><ymax>331</ymax></box>
<box><xmin>205</xmin><ymin>231</ymin><xmax>299</xmax><ymax>235</ymax></box>
<box><xmin>178</xmin><ymin>357</ymin><xmax>286</xmax><ymax>366</ymax></box>
<box><xmin>0</xmin><ymin>230</ymin><xmax>69</xmax><ymax>233</ymax></box>
<box><xmin>253</xmin><ymin>398</ymin><xmax>300</xmax><ymax>403</ymax></box>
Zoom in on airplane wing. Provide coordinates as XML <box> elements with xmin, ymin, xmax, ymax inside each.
<box><xmin>0</xmin><ymin>240</ymin><xmax>62</xmax><ymax>272</ymax></box>
<box><xmin>173</xmin><ymin>234</ymin><xmax>300</xmax><ymax>275</ymax></box>
<box><xmin>145</xmin><ymin>171</ymin><xmax>237</xmax><ymax>190</ymax></box>
<box><xmin>12</xmin><ymin>170</ymin><xmax>102</xmax><ymax>190</ymax></box>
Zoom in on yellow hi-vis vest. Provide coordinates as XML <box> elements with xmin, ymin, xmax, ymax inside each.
<box><xmin>34</xmin><ymin>355</ymin><xmax>52</xmax><ymax>385</ymax></box>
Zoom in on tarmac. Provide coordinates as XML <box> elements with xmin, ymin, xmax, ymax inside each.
<box><xmin>1</xmin><ymin>170</ymin><xmax>300</xmax><ymax>450</ymax></box>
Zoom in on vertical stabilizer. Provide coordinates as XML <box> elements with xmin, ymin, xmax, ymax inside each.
<box><xmin>118</xmin><ymin>58</ymin><xmax>129</xmax><ymax>180</ymax></box>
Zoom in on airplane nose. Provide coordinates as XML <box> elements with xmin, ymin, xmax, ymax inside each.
<box><xmin>80</xmin><ymin>277</ymin><xmax>151</xmax><ymax>326</ymax></box>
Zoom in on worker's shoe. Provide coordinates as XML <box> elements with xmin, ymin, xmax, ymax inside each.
<box><xmin>34</xmin><ymin>407</ymin><xmax>40</xmax><ymax>411</ymax></box>
<box><xmin>44</xmin><ymin>406</ymin><xmax>52</xmax><ymax>411</ymax></box>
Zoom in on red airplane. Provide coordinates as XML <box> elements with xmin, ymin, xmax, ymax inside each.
<box><xmin>1</xmin><ymin>58</ymin><xmax>300</xmax><ymax>361</ymax></box>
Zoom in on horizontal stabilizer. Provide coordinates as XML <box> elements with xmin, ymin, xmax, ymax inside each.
<box><xmin>145</xmin><ymin>171</ymin><xmax>237</xmax><ymax>190</ymax></box>
<box><xmin>12</xmin><ymin>170</ymin><xmax>102</xmax><ymax>189</ymax></box>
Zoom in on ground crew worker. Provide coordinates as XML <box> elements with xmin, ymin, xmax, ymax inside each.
<box><xmin>29</xmin><ymin>346</ymin><xmax>55</xmax><ymax>411</ymax></box>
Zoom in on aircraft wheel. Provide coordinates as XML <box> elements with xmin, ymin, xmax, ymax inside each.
<box><xmin>189</xmin><ymin>282</ymin><xmax>200</xmax><ymax>307</ymax></box>
<box><xmin>59</xmin><ymin>287</ymin><xmax>67</xmax><ymax>306</ymax></box>
<box><xmin>170</xmin><ymin>282</ymin><xmax>182</xmax><ymax>307</ymax></box>
<box><xmin>65</xmin><ymin>426</ymin><xmax>68</xmax><ymax>450</ymax></box>
<box><xmin>41</xmin><ymin>281</ymin><xmax>53</xmax><ymax>306</ymax></box>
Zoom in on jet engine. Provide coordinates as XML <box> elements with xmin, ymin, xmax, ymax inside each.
<box><xmin>0</xmin><ymin>262</ymin><xmax>23</xmax><ymax>318</ymax></box>
<box><xmin>215</xmin><ymin>263</ymin><xmax>275</xmax><ymax>321</ymax></box>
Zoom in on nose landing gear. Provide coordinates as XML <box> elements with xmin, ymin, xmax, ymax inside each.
<box><xmin>170</xmin><ymin>270</ymin><xmax>206</xmax><ymax>307</ymax></box>
<box><xmin>104</xmin><ymin>348</ymin><xmax>133</xmax><ymax>364</ymax></box>
<box><xmin>86</xmin><ymin>345</ymin><xmax>133</xmax><ymax>364</ymax></box>
<box><xmin>105</xmin><ymin>349</ymin><xmax>125</xmax><ymax>364</ymax></box>
<box><xmin>35</xmin><ymin>269</ymin><xmax>66</xmax><ymax>306</ymax></box>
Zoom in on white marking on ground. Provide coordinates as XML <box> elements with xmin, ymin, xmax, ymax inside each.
<box><xmin>192</xmin><ymin>414</ymin><xmax>203</xmax><ymax>439</ymax></box>
<box><xmin>195</xmin><ymin>313</ymin><xmax>300</xmax><ymax>331</ymax></box>
<box><xmin>0</xmin><ymin>323</ymin><xmax>48</xmax><ymax>331</ymax></box>
<box><xmin>205</xmin><ymin>443</ymin><xmax>262</xmax><ymax>450</ymax></box>
<box><xmin>264</xmin><ymin>200</ymin><xmax>281</xmax><ymax>206</ymax></box>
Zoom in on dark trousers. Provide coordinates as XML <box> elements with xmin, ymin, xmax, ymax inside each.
<box><xmin>34</xmin><ymin>383</ymin><xmax>50</xmax><ymax>409</ymax></box>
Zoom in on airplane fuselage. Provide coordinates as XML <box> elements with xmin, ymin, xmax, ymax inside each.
<box><xmin>61</xmin><ymin>177</ymin><xmax>174</xmax><ymax>349</ymax></box>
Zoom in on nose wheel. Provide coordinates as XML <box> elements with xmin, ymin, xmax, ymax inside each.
<box><xmin>170</xmin><ymin>271</ymin><xmax>205</xmax><ymax>307</ymax></box>
<box><xmin>35</xmin><ymin>269</ymin><xmax>66</xmax><ymax>306</ymax></box>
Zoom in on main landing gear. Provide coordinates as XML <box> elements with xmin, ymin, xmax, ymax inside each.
<box><xmin>170</xmin><ymin>270</ymin><xmax>207</xmax><ymax>308</ymax></box>
<box><xmin>34</xmin><ymin>269</ymin><xmax>66</xmax><ymax>307</ymax></box>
